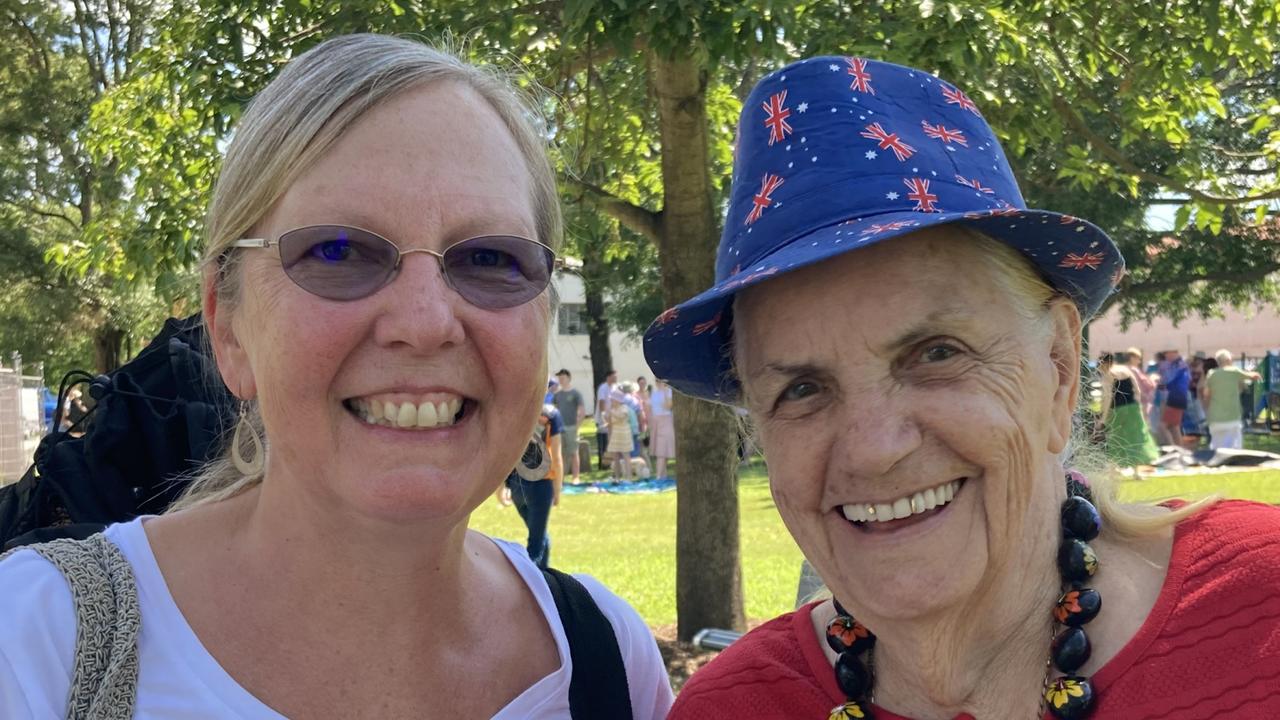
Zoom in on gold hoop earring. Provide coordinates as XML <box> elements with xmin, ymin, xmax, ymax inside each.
<box><xmin>231</xmin><ymin>400</ymin><xmax>264</xmax><ymax>476</ymax></box>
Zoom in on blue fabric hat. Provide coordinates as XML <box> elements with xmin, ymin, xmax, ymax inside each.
<box><xmin>643</xmin><ymin>56</ymin><xmax>1124</xmax><ymax>402</ymax></box>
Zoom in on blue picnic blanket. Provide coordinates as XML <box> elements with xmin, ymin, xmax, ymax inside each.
<box><xmin>561</xmin><ymin>477</ymin><xmax>677</xmax><ymax>495</ymax></box>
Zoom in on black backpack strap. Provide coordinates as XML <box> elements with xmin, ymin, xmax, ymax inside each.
<box><xmin>542</xmin><ymin>567</ymin><xmax>633</xmax><ymax>720</ymax></box>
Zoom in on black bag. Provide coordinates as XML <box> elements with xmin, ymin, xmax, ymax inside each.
<box><xmin>0</xmin><ymin>314</ymin><xmax>236</xmax><ymax>550</ymax></box>
<box><xmin>543</xmin><ymin>567</ymin><xmax>634</xmax><ymax>719</ymax></box>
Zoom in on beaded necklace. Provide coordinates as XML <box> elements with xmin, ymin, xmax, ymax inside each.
<box><xmin>824</xmin><ymin>473</ymin><xmax>1102</xmax><ymax>720</ymax></box>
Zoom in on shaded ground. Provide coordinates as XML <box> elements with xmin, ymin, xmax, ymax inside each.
<box><xmin>651</xmin><ymin>624</ymin><xmax>719</xmax><ymax>692</ymax></box>
<box><xmin>652</xmin><ymin>621</ymin><xmax>768</xmax><ymax>691</ymax></box>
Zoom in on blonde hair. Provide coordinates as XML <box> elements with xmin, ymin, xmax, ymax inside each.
<box><xmin>733</xmin><ymin>227</ymin><xmax>1212</xmax><ymax>539</ymax></box>
<box><xmin>1215</xmin><ymin>348</ymin><xmax>1233</xmax><ymax>366</ymax></box>
<box><xmin>171</xmin><ymin>34</ymin><xmax>562</xmax><ymax>512</ymax></box>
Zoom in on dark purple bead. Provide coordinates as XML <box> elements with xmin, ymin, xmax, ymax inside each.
<box><xmin>1051</xmin><ymin>626</ymin><xmax>1092</xmax><ymax>673</ymax></box>
<box><xmin>834</xmin><ymin>652</ymin><xmax>873</xmax><ymax>699</ymax></box>
<box><xmin>1044</xmin><ymin>676</ymin><xmax>1094</xmax><ymax>719</ymax></box>
<box><xmin>1057</xmin><ymin>538</ymin><xmax>1098</xmax><ymax>583</ymax></box>
<box><xmin>1054</xmin><ymin>587</ymin><xmax>1102</xmax><ymax>627</ymax></box>
<box><xmin>1061</xmin><ymin>496</ymin><xmax>1101</xmax><ymax>541</ymax></box>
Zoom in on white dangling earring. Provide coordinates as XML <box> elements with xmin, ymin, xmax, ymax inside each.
<box><xmin>514</xmin><ymin>425</ymin><xmax>551</xmax><ymax>481</ymax></box>
<box><xmin>231</xmin><ymin>400</ymin><xmax>264</xmax><ymax>476</ymax></box>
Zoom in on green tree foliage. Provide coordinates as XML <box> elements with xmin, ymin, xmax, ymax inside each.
<box><xmin>789</xmin><ymin>0</ymin><xmax>1280</xmax><ymax>324</ymax></box>
<box><xmin>0</xmin><ymin>0</ymin><xmax>170</xmax><ymax>376</ymax></box>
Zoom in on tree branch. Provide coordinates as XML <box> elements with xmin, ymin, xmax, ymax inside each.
<box><xmin>1051</xmin><ymin>95</ymin><xmax>1280</xmax><ymax>204</ymax></box>
<box><xmin>564</xmin><ymin>176</ymin><xmax>662</xmax><ymax>243</ymax></box>
<box><xmin>1124</xmin><ymin>264</ymin><xmax>1280</xmax><ymax>296</ymax></box>
<box><xmin>1</xmin><ymin>200</ymin><xmax>81</xmax><ymax>230</ymax></box>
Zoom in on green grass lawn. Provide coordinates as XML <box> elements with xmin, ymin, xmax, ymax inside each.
<box><xmin>472</xmin><ymin>459</ymin><xmax>802</xmax><ymax>627</ymax></box>
<box><xmin>472</xmin><ymin>434</ymin><xmax>1280</xmax><ymax>626</ymax></box>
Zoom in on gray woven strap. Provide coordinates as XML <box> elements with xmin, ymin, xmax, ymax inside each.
<box><xmin>10</xmin><ymin>534</ymin><xmax>141</xmax><ymax>719</ymax></box>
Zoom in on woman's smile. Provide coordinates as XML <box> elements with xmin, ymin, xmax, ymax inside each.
<box><xmin>840</xmin><ymin>477</ymin><xmax>967</xmax><ymax>533</ymax></box>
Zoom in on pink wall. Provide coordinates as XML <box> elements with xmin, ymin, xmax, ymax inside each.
<box><xmin>1088</xmin><ymin>304</ymin><xmax>1280</xmax><ymax>362</ymax></box>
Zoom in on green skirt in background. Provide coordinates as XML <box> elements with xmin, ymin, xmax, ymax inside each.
<box><xmin>1105</xmin><ymin>403</ymin><xmax>1160</xmax><ymax>467</ymax></box>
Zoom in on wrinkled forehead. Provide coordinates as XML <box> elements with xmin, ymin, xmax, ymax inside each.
<box><xmin>731</xmin><ymin>231</ymin><xmax>1021</xmax><ymax>371</ymax></box>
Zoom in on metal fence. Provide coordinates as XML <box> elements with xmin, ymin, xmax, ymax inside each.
<box><xmin>0</xmin><ymin>353</ymin><xmax>44</xmax><ymax>485</ymax></box>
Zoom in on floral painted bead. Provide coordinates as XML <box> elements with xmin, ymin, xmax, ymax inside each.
<box><xmin>826</xmin><ymin>615</ymin><xmax>876</xmax><ymax>655</ymax></box>
<box><xmin>1044</xmin><ymin>676</ymin><xmax>1094</xmax><ymax>719</ymax></box>
<box><xmin>1057</xmin><ymin>538</ymin><xmax>1098</xmax><ymax>583</ymax></box>
<box><xmin>1054</xmin><ymin>588</ymin><xmax>1102</xmax><ymax>626</ymax></box>
<box><xmin>1060</xmin><ymin>496</ymin><xmax>1101</xmax><ymax>541</ymax></box>
<box><xmin>829</xmin><ymin>700</ymin><xmax>873</xmax><ymax>720</ymax></box>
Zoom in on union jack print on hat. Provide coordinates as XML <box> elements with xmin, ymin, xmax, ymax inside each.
<box><xmin>642</xmin><ymin>56</ymin><xmax>1125</xmax><ymax>403</ymax></box>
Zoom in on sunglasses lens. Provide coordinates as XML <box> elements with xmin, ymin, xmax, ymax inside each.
<box><xmin>443</xmin><ymin>236</ymin><xmax>553</xmax><ymax>309</ymax></box>
<box><xmin>277</xmin><ymin>226</ymin><xmax>398</xmax><ymax>300</ymax></box>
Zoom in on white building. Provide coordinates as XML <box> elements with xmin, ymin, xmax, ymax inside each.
<box><xmin>548</xmin><ymin>272</ymin><xmax>653</xmax><ymax>409</ymax></box>
<box><xmin>1089</xmin><ymin>303</ymin><xmax>1280</xmax><ymax>362</ymax></box>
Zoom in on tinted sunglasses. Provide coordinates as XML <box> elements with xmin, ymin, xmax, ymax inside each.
<box><xmin>232</xmin><ymin>225</ymin><xmax>555</xmax><ymax>309</ymax></box>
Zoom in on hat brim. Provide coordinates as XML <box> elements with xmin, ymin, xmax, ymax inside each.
<box><xmin>643</xmin><ymin>207</ymin><xmax>1122</xmax><ymax>402</ymax></box>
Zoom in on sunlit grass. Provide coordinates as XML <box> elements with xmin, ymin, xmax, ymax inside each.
<box><xmin>471</xmin><ymin>446</ymin><xmax>1280</xmax><ymax>626</ymax></box>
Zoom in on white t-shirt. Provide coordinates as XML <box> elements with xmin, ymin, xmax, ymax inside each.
<box><xmin>0</xmin><ymin>519</ymin><xmax>674</xmax><ymax>719</ymax></box>
<box><xmin>595</xmin><ymin>382</ymin><xmax>614</xmax><ymax>425</ymax></box>
<box><xmin>649</xmin><ymin>387</ymin><xmax>673</xmax><ymax>417</ymax></box>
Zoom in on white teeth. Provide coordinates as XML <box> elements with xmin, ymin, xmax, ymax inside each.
<box><xmin>417</xmin><ymin>401</ymin><xmax>438</xmax><ymax>428</ymax></box>
<box><xmin>349</xmin><ymin>395</ymin><xmax>465</xmax><ymax>430</ymax></box>
<box><xmin>910</xmin><ymin>493</ymin><xmax>925</xmax><ymax>514</ymax></box>
<box><xmin>841</xmin><ymin>479</ymin><xmax>964</xmax><ymax>525</ymax></box>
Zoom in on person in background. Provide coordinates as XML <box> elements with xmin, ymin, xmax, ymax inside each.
<box><xmin>625</xmin><ymin>380</ymin><xmax>650</xmax><ymax>467</ymax></box>
<box><xmin>1097</xmin><ymin>352</ymin><xmax>1159</xmax><ymax>473</ymax></box>
<box><xmin>1159</xmin><ymin>349</ymin><xmax>1191</xmax><ymax>447</ymax></box>
<box><xmin>636</xmin><ymin>376</ymin><xmax>651</xmax><ymax>401</ymax></box>
<box><xmin>1185</xmin><ymin>353</ymin><xmax>1207</xmax><ymax>438</ymax></box>
<box><xmin>552</xmin><ymin>368</ymin><xmax>586</xmax><ymax>482</ymax></box>
<box><xmin>596</xmin><ymin>369</ymin><xmax>617</xmax><ymax>470</ymax></box>
<box><xmin>543</xmin><ymin>377</ymin><xmax>557</xmax><ymax>405</ymax></box>
<box><xmin>1203</xmin><ymin>349</ymin><xmax>1261</xmax><ymax>450</ymax></box>
<box><xmin>1125</xmin><ymin>347</ymin><xmax>1156</xmax><ymax>425</ymax></box>
<box><xmin>501</xmin><ymin>405</ymin><xmax>563</xmax><ymax>569</ymax></box>
<box><xmin>605</xmin><ymin>386</ymin><xmax>637</xmax><ymax>481</ymax></box>
<box><xmin>1150</xmin><ymin>350</ymin><xmax>1170</xmax><ymax>446</ymax></box>
<box><xmin>647</xmin><ymin>378</ymin><xmax>676</xmax><ymax>481</ymax></box>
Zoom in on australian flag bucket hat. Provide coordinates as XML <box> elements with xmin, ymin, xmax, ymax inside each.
<box><xmin>642</xmin><ymin>56</ymin><xmax>1125</xmax><ymax>403</ymax></box>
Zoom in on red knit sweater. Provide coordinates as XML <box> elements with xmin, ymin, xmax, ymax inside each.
<box><xmin>670</xmin><ymin>500</ymin><xmax>1280</xmax><ymax>719</ymax></box>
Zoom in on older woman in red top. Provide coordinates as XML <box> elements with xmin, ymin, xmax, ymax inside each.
<box><xmin>643</xmin><ymin>57</ymin><xmax>1280</xmax><ymax>720</ymax></box>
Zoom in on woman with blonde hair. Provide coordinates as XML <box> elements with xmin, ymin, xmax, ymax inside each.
<box><xmin>646</xmin><ymin>57</ymin><xmax>1280</xmax><ymax>719</ymax></box>
<box><xmin>0</xmin><ymin>34</ymin><xmax>671</xmax><ymax>719</ymax></box>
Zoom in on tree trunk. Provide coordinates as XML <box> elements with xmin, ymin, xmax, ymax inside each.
<box><xmin>651</xmin><ymin>48</ymin><xmax>746</xmax><ymax>640</ymax></box>
<box><xmin>92</xmin><ymin>323</ymin><xmax>125</xmax><ymax>373</ymax></box>
<box><xmin>580</xmin><ymin>249</ymin><xmax>614</xmax><ymax>393</ymax></box>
